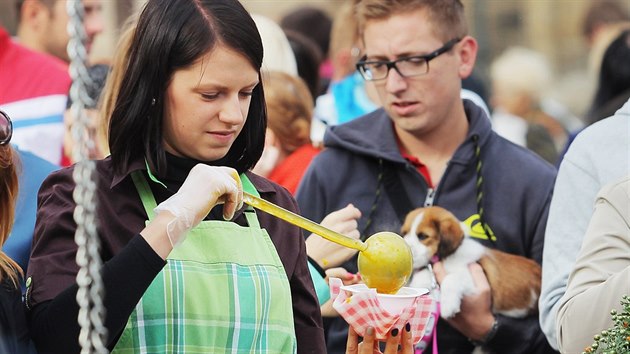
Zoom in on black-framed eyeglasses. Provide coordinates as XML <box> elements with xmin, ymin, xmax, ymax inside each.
<box><xmin>0</xmin><ymin>110</ymin><xmax>12</xmax><ymax>146</ymax></box>
<box><xmin>356</xmin><ymin>38</ymin><xmax>462</xmax><ymax>81</ymax></box>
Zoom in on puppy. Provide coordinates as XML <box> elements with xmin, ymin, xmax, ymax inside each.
<box><xmin>401</xmin><ymin>206</ymin><xmax>541</xmax><ymax>319</ymax></box>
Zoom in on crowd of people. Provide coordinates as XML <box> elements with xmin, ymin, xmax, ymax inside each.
<box><xmin>0</xmin><ymin>0</ymin><xmax>629</xmax><ymax>353</ymax></box>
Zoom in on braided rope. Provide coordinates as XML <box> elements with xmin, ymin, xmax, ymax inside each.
<box><xmin>472</xmin><ymin>135</ymin><xmax>495</xmax><ymax>242</ymax></box>
<box><xmin>67</xmin><ymin>1</ymin><xmax>108</xmax><ymax>353</ymax></box>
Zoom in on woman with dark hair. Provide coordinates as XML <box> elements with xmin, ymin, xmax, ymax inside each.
<box><xmin>25</xmin><ymin>0</ymin><xmax>325</xmax><ymax>353</ymax></box>
<box><xmin>556</xmin><ymin>28</ymin><xmax>630</xmax><ymax>165</ymax></box>
<box><xmin>586</xmin><ymin>28</ymin><xmax>630</xmax><ymax>125</ymax></box>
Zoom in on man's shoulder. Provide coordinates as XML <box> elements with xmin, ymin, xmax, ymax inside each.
<box><xmin>0</xmin><ymin>40</ymin><xmax>70</xmax><ymax>104</ymax></box>
<box><xmin>485</xmin><ymin>133</ymin><xmax>557</xmax><ymax>181</ymax></box>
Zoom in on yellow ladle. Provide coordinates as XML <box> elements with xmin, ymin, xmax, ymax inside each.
<box><xmin>242</xmin><ymin>192</ymin><xmax>413</xmax><ymax>294</ymax></box>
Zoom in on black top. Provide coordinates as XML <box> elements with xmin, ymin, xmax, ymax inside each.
<box><xmin>0</xmin><ymin>276</ymin><xmax>34</xmax><ymax>353</ymax></box>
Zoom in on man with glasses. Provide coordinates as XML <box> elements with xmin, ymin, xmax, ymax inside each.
<box><xmin>295</xmin><ymin>1</ymin><xmax>557</xmax><ymax>353</ymax></box>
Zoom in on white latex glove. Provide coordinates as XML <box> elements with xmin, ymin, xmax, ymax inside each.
<box><xmin>154</xmin><ymin>164</ymin><xmax>243</xmax><ymax>247</ymax></box>
<box><xmin>306</xmin><ymin>204</ymin><xmax>362</xmax><ymax>269</ymax></box>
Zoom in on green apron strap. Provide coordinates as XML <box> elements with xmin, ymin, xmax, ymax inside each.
<box><xmin>131</xmin><ymin>170</ymin><xmax>158</xmax><ymax>219</ymax></box>
<box><xmin>241</xmin><ymin>174</ymin><xmax>262</xmax><ymax>229</ymax></box>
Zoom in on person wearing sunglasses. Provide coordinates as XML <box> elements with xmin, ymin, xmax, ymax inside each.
<box><xmin>295</xmin><ymin>1</ymin><xmax>557</xmax><ymax>353</ymax></box>
<box><xmin>0</xmin><ymin>111</ymin><xmax>36</xmax><ymax>353</ymax></box>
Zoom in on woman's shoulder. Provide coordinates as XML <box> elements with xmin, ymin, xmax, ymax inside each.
<box><xmin>246</xmin><ymin>171</ymin><xmax>298</xmax><ymax>211</ymax></box>
<box><xmin>597</xmin><ymin>175</ymin><xmax>630</xmax><ymax>208</ymax></box>
<box><xmin>37</xmin><ymin>157</ymin><xmax>118</xmax><ymax>209</ymax></box>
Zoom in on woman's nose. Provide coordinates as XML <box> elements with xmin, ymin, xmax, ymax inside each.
<box><xmin>218</xmin><ymin>96</ymin><xmax>246</xmax><ymax>125</ymax></box>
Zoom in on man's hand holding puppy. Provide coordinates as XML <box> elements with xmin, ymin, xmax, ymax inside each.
<box><xmin>433</xmin><ymin>262</ymin><xmax>497</xmax><ymax>343</ymax></box>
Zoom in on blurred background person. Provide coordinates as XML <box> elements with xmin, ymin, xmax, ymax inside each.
<box><xmin>585</xmin><ymin>29</ymin><xmax>630</xmax><ymax>125</ymax></box>
<box><xmin>555</xmin><ymin>175</ymin><xmax>630</xmax><ymax>354</ymax></box>
<box><xmin>551</xmin><ymin>0</ymin><xmax>630</xmax><ymax>122</ymax></box>
<box><xmin>539</xmin><ymin>97</ymin><xmax>630</xmax><ymax>351</ymax></box>
<box><xmin>0</xmin><ymin>110</ymin><xmax>35</xmax><ymax>353</ymax></box>
<box><xmin>585</xmin><ymin>28</ymin><xmax>630</xmax><ymax>124</ymax></box>
<box><xmin>0</xmin><ymin>21</ymin><xmax>69</xmax><ymax>165</ymax></box>
<box><xmin>251</xmin><ymin>70</ymin><xmax>362</xmax><ymax>321</ymax></box>
<box><xmin>280</xmin><ymin>6</ymin><xmax>333</xmax><ymax>96</ymax></box>
<box><xmin>15</xmin><ymin>0</ymin><xmax>104</xmax><ymax>63</ymax></box>
<box><xmin>98</xmin><ymin>20</ymin><xmax>136</xmax><ymax>158</ymax></box>
<box><xmin>0</xmin><ymin>21</ymin><xmax>63</xmax><ymax>290</ymax></box>
<box><xmin>61</xmin><ymin>63</ymin><xmax>109</xmax><ymax>166</ymax></box>
<box><xmin>311</xmin><ymin>0</ymin><xmax>380</xmax><ymax>146</ymax></box>
<box><xmin>284</xmin><ymin>29</ymin><xmax>323</xmax><ymax>104</ymax></box>
<box><xmin>489</xmin><ymin>46</ymin><xmax>565</xmax><ymax>164</ymax></box>
<box><xmin>252</xmin><ymin>71</ymin><xmax>319</xmax><ymax>195</ymax></box>
<box><xmin>582</xmin><ymin>0</ymin><xmax>630</xmax><ymax>59</ymax></box>
<box><xmin>252</xmin><ymin>13</ymin><xmax>298</xmax><ymax>77</ymax></box>
<box><xmin>557</xmin><ymin>28</ymin><xmax>630</xmax><ymax>165</ymax></box>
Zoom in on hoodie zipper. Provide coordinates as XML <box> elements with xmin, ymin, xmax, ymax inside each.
<box><xmin>424</xmin><ymin>188</ymin><xmax>435</xmax><ymax>206</ymax></box>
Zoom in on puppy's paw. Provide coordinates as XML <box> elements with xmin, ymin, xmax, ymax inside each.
<box><xmin>440</xmin><ymin>293</ymin><xmax>462</xmax><ymax>318</ymax></box>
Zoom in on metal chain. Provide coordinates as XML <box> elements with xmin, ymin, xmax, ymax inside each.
<box><xmin>67</xmin><ymin>1</ymin><xmax>108</xmax><ymax>353</ymax></box>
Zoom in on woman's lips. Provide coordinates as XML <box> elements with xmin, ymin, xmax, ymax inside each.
<box><xmin>208</xmin><ymin>131</ymin><xmax>235</xmax><ymax>143</ymax></box>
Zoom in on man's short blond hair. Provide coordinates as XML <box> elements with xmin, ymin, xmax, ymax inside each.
<box><xmin>355</xmin><ymin>0</ymin><xmax>467</xmax><ymax>42</ymax></box>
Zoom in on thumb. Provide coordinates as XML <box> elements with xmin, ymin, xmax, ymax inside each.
<box><xmin>468</xmin><ymin>262</ymin><xmax>490</xmax><ymax>290</ymax></box>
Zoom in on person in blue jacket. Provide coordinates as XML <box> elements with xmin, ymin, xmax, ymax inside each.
<box><xmin>0</xmin><ymin>110</ymin><xmax>37</xmax><ymax>353</ymax></box>
<box><xmin>5</xmin><ymin>147</ymin><xmax>57</xmax><ymax>290</ymax></box>
<box><xmin>295</xmin><ymin>0</ymin><xmax>557</xmax><ymax>353</ymax></box>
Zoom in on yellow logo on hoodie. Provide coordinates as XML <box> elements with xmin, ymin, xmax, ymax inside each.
<box><xmin>463</xmin><ymin>214</ymin><xmax>496</xmax><ymax>241</ymax></box>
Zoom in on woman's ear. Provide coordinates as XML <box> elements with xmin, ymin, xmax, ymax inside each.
<box><xmin>457</xmin><ymin>36</ymin><xmax>478</xmax><ymax>79</ymax></box>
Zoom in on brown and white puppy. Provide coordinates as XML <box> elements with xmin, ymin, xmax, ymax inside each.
<box><xmin>401</xmin><ymin>206</ymin><xmax>541</xmax><ymax>319</ymax></box>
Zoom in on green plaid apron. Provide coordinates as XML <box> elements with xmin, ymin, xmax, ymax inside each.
<box><xmin>112</xmin><ymin>172</ymin><xmax>297</xmax><ymax>353</ymax></box>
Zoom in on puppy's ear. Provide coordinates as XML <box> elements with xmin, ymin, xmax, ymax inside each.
<box><xmin>435</xmin><ymin>217</ymin><xmax>465</xmax><ymax>258</ymax></box>
<box><xmin>401</xmin><ymin>208</ymin><xmax>424</xmax><ymax>235</ymax></box>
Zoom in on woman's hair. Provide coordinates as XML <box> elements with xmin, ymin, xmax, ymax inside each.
<box><xmin>0</xmin><ymin>146</ymin><xmax>22</xmax><ymax>287</ymax></box>
<box><xmin>263</xmin><ymin>71</ymin><xmax>313</xmax><ymax>154</ymax></box>
<box><xmin>108</xmin><ymin>0</ymin><xmax>265</xmax><ymax>175</ymax></box>
<box><xmin>587</xmin><ymin>29</ymin><xmax>630</xmax><ymax>124</ymax></box>
<box><xmin>98</xmin><ymin>19</ymin><xmax>137</xmax><ymax>156</ymax></box>
<box><xmin>355</xmin><ymin>0</ymin><xmax>467</xmax><ymax>42</ymax></box>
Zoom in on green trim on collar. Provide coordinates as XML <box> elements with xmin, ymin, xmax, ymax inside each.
<box><xmin>145</xmin><ymin>159</ymin><xmax>168</xmax><ymax>189</ymax></box>
<box><xmin>143</xmin><ymin>159</ymin><xmax>259</xmax><ymax>198</ymax></box>
<box><xmin>241</xmin><ymin>173</ymin><xmax>259</xmax><ymax>197</ymax></box>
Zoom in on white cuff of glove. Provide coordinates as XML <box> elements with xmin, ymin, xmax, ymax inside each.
<box><xmin>154</xmin><ymin>196</ymin><xmax>196</xmax><ymax>248</ymax></box>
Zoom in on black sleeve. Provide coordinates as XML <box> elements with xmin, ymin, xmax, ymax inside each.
<box><xmin>28</xmin><ymin>235</ymin><xmax>166</xmax><ymax>354</ymax></box>
<box><xmin>484</xmin><ymin>314</ymin><xmax>558</xmax><ymax>354</ymax></box>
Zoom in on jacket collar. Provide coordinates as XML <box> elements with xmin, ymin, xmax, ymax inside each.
<box><xmin>324</xmin><ymin>99</ymin><xmax>493</xmax><ymax>165</ymax></box>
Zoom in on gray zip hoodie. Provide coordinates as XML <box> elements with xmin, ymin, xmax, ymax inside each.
<box><xmin>296</xmin><ymin>100</ymin><xmax>557</xmax><ymax>354</ymax></box>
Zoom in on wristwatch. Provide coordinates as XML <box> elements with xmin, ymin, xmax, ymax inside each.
<box><xmin>469</xmin><ymin>317</ymin><xmax>500</xmax><ymax>346</ymax></box>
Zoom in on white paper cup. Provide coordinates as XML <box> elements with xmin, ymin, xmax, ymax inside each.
<box><xmin>340</xmin><ymin>284</ymin><xmax>429</xmax><ymax>315</ymax></box>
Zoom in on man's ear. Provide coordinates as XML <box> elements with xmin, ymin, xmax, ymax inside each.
<box><xmin>457</xmin><ymin>35</ymin><xmax>478</xmax><ymax>79</ymax></box>
<box><xmin>20</xmin><ymin>0</ymin><xmax>50</xmax><ymax>30</ymax></box>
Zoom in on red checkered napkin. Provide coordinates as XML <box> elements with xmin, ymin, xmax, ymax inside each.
<box><xmin>329</xmin><ymin>277</ymin><xmax>434</xmax><ymax>343</ymax></box>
